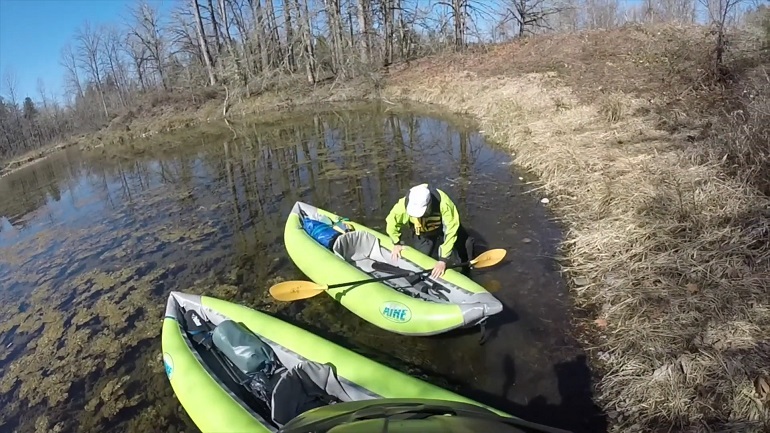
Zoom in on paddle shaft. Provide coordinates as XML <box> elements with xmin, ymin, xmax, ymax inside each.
<box><xmin>325</xmin><ymin>258</ymin><xmax>474</xmax><ymax>290</ymax></box>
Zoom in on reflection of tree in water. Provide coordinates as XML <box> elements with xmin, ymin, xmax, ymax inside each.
<box><xmin>0</xmin><ymin>110</ymin><xmax>486</xmax><ymax>238</ymax></box>
<box><xmin>190</xmin><ymin>110</ymin><xmax>431</xmax><ymax>228</ymax></box>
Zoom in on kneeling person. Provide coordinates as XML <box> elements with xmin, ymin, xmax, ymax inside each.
<box><xmin>386</xmin><ymin>183</ymin><xmax>472</xmax><ymax>278</ymax></box>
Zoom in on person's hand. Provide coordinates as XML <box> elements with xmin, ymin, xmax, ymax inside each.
<box><xmin>391</xmin><ymin>245</ymin><xmax>404</xmax><ymax>261</ymax></box>
<box><xmin>430</xmin><ymin>261</ymin><xmax>447</xmax><ymax>279</ymax></box>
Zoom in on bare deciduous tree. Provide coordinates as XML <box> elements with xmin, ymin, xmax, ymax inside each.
<box><xmin>128</xmin><ymin>1</ymin><xmax>169</xmax><ymax>90</ymax></box>
<box><xmin>101</xmin><ymin>25</ymin><xmax>129</xmax><ymax>106</ymax></box>
<box><xmin>192</xmin><ymin>0</ymin><xmax>219</xmax><ymax>85</ymax></box>
<box><xmin>74</xmin><ymin>22</ymin><xmax>110</xmax><ymax>117</ymax></box>
<box><xmin>584</xmin><ymin>0</ymin><xmax>621</xmax><ymax>29</ymax></box>
<box><xmin>503</xmin><ymin>0</ymin><xmax>565</xmax><ymax>36</ymax></box>
<box><xmin>700</xmin><ymin>0</ymin><xmax>749</xmax><ymax>67</ymax></box>
<box><xmin>323</xmin><ymin>0</ymin><xmax>347</xmax><ymax>73</ymax></box>
<box><xmin>293</xmin><ymin>0</ymin><xmax>317</xmax><ymax>83</ymax></box>
<box><xmin>207</xmin><ymin>0</ymin><xmax>223</xmax><ymax>54</ymax></box>
<box><xmin>59</xmin><ymin>43</ymin><xmax>85</xmax><ymax>102</ymax></box>
<box><xmin>2</xmin><ymin>68</ymin><xmax>19</xmax><ymax>109</ymax></box>
<box><xmin>657</xmin><ymin>0</ymin><xmax>697</xmax><ymax>23</ymax></box>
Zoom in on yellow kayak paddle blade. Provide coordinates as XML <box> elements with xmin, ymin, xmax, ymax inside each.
<box><xmin>269</xmin><ymin>280</ymin><xmax>329</xmax><ymax>301</ymax></box>
<box><xmin>469</xmin><ymin>248</ymin><xmax>507</xmax><ymax>269</ymax></box>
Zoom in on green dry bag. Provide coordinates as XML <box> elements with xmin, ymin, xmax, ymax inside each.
<box><xmin>211</xmin><ymin>320</ymin><xmax>278</xmax><ymax>375</ymax></box>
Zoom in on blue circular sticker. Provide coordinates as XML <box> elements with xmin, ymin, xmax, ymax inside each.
<box><xmin>163</xmin><ymin>352</ymin><xmax>174</xmax><ymax>379</ymax></box>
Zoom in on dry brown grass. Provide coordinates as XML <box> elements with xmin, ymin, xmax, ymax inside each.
<box><xmin>383</xmin><ymin>24</ymin><xmax>770</xmax><ymax>433</ymax></box>
<box><xmin>693</xmin><ymin>66</ymin><xmax>770</xmax><ymax>196</ymax></box>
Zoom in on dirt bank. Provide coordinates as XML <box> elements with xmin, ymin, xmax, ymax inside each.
<box><xmin>11</xmin><ymin>24</ymin><xmax>769</xmax><ymax>432</ymax></box>
<box><xmin>0</xmin><ymin>142</ymin><xmax>80</xmax><ymax>178</ymax></box>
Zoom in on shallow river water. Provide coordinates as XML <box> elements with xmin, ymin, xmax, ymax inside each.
<box><xmin>0</xmin><ymin>103</ymin><xmax>605</xmax><ymax>432</ymax></box>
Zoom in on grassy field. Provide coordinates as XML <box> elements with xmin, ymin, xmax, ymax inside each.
<box><xmin>6</xmin><ymin>23</ymin><xmax>769</xmax><ymax>432</ymax></box>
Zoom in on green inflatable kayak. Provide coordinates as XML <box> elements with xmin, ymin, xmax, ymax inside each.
<box><xmin>161</xmin><ymin>291</ymin><xmax>568</xmax><ymax>433</ymax></box>
<box><xmin>283</xmin><ymin>201</ymin><xmax>503</xmax><ymax>336</ymax></box>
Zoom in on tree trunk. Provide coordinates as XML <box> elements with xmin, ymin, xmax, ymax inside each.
<box><xmin>384</xmin><ymin>0</ymin><xmax>395</xmax><ymax>65</ymax></box>
<box><xmin>104</xmin><ymin>54</ymin><xmax>126</xmax><ymax>107</ymax></box>
<box><xmin>250</xmin><ymin>0</ymin><xmax>271</xmax><ymax>72</ymax></box>
<box><xmin>91</xmin><ymin>64</ymin><xmax>110</xmax><ymax>118</ymax></box>
<box><xmin>134</xmin><ymin>58</ymin><xmax>146</xmax><ymax>91</ymax></box>
<box><xmin>220</xmin><ymin>0</ymin><xmax>247</xmax><ymax>85</ymax></box>
<box><xmin>207</xmin><ymin>0</ymin><xmax>223</xmax><ymax>54</ymax></box>
<box><xmin>323</xmin><ymin>0</ymin><xmax>345</xmax><ymax>75</ymax></box>
<box><xmin>453</xmin><ymin>0</ymin><xmax>464</xmax><ymax>48</ymax></box>
<box><xmin>334</xmin><ymin>0</ymin><xmax>346</xmax><ymax>68</ymax></box>
<box><xmin>293</xmin><ymin>0</ymin><xmax>316</xmax><ymax>84</ymax></box>
<box><xmin>397</xmin><ymin>0</ymin><xmax>407</xmax><ymax>59</ymax></box>
<box><xmin>264</xmin><ymin>0</ymin><xmax>283</xmax><ymax>65</ymax></box>
<box><xmin>97</xmin><ymin>84</ymin><xmax>109</xmax><ymax>119</ymax></box>
<box><xmin>228</xmin><ymin>0</ymin><xmax>259</xmax><ymax>73</ymax></box>
<box><xmin>284</xmin><ymin>0</ymin><xmax>296</xmax><ymax>70</ymax></box>
<box><xmin>219</xmin><ymin>0</ymin><xmax>232</xmax><ymax>43</ymax></box>
<box><xmin>157</xmin><ymin>55</ymin><xmax>168</xmax><ymax>90</ymax></box>
<box><xmin>348</xmin><ymin>10</ymin><xmax>355</xmax><ymax>50</ymax></box>
<box><xmin>355</xmin><ymin>0</ymin><xmax>370</xmax><ymax>63</ymax></box>
<box><xmin>517</xmin><ymin>0</ymin><xmax>529</xmax><ymax>38</ymax></box>
<box><xmin>192</xmin><ymin>0</ymin><xmax>218</xmax><ymax>85</ymax></box>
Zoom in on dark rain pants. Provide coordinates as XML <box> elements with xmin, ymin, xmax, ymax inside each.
<box><xmin>412</xmin><ymin>224</ymin><xmax>475</xmax><ymax>274</ymax></box>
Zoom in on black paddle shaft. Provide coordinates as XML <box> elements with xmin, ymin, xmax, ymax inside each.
<box><xmin>325</xmin><ymin>258</ymin><xmax>475</xmax><ymax>290</ymax></box>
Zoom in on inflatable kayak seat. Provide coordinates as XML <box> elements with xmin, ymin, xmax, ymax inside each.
<box><xmin>333</xmin><ymin>231</ymin><xmax>441</xmax><ymax>299</ymax></box>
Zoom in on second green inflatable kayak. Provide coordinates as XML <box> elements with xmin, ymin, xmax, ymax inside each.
<box><xmin>162</xmin><ymin>291</ymin><xmax>542</xmax><ymax>433</ymax></box>
<box><xmin>283</xmin><ymin>201</ymin><xmax>503</xmax><ymax>336</ymax></box>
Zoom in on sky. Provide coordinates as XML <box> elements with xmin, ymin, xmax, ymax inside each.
<box><xmin>0</xmin><ymin>0</ymin><xmax>752</xmax><ymax>104</ymax></box>
<box><xmin>0</xmin><ymin>0</ymin><xmax>170</xmax><ymax>103</ymax></box>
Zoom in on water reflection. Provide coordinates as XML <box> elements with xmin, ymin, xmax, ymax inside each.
<box><xmin>0</xmin><ymin>104</ymin><xmax>600</xmax><ymax>433</ymax></box>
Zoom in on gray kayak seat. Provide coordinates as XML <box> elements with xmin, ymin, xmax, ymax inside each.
<box><xmin>270</xmin><ymin>361</ymin><xmax>354</xmax><ymax>427</ymax></box>
<box><xmin>210</xmin><ymin>319</ymin><xmax>352</xmax><ymax>426</ymax></box>
<box><xmin>332</xmin><ymin>231</ymin><xmax>446</xmax><ymax>299</ymax></box>
<box><xmin>332</xmin><ymin>230</ymin><xmax>381</xmax><ymax>262</ymax></box>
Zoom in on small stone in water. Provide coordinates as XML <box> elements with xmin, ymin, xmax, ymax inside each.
<box><xmin>540</xmin><ymin>197</ymin><xmax>550</xmax><ymax>204</ymax></box>
<box><xmin>522</xmin><ymin>237</ymin><xmax>532</xmax><ymax>243</ymax></box>
<box><xmin>518</xmin><ymin>177</ymin><xmax>524</xmax><ymax>180</ymax></box>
